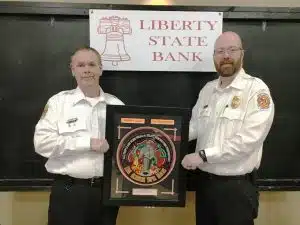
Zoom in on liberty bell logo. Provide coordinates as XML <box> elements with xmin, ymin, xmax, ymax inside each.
<box><xmin>97</xmin><ymin>16</ymin><xmax>132</xmax><ymax>66</ymax></box>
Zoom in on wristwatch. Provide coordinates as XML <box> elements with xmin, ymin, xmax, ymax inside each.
<box><xmin>198</xmin><ymin>150</ymin><xmax>208</xmax><ymax>162</ymax></box>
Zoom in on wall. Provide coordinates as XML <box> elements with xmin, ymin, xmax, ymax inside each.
<box><xmin>0</xmin><ymin>0</ymin><xmax>299</xmax><ymax>225</ymax></box>
<box><xmin>0</xmin><ymin>191</ymin><xmax>299</xmax><ymax>225</ymax></box>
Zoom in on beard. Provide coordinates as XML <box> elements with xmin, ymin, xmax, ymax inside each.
<box><xmin>214</xmin><ymin>57</ymin><xmax>242</xmax><ymax>77</ymax></box>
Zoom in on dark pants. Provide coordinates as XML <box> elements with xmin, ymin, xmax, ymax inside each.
<box><xmin>48</xmin><ymin>175</ymin><xmax>119</xmax><ymax>225</ymax></box>
<box><xmin>195</xmin><ymin>170</ymin><xmax>259</xmax><ymax>225</ymax></box>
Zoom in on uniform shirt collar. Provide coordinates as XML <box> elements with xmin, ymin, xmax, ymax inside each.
<box><xmin>215</xmin><ymin>68</ymin><xmax>247</xmax><ymax>91</ymax></box>
<box><xmin>72</xmin><ymin>86</ymin><xmax>106</xmax><ymax>106</ymax></box>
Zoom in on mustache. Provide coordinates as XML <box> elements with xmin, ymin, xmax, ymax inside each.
<box><xmin>220</xmin><ymin>60</ymin><xmax>234</xmax><ymax>65</ymax></box>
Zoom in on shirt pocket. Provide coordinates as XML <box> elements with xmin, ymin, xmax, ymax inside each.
<box><xmin>197</xmin><ymin>106</ymin><xmax>212</xmax><ymax>135</ymax></box>
<box><xmin>220</xmin><ymin>108</ymin><xmax>244</xmax><ymax>138</ymax></box>
<box><xmin>58</xmin><ymin>116</ymin><xmax>87</xmax><ymax>136</ymax></box>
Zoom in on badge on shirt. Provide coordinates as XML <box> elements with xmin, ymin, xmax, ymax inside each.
<box><xmin>231</xmin><ymin>96</ymin><xmax>241</xmax><ymax>109</ymax></box>
<box><xmin>257</xmin><ymin>93</ymin><xmax>270</xmax><ymax>110</ymax></box>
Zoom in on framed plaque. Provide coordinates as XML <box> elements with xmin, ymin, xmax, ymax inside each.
<box><xmin>103</xmin><ymin>105</ymin><xmax>191</xmax><ymax>207</ymax></box>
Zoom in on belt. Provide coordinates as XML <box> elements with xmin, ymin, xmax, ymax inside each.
<box><xmin>198</xmin><ymin>170</ymin><xmax>255</xmax><ymax>182</ymax></box>
<box><xmin>54</xmin><ymin>174</ymin><xmax>103</xmax><ymax>187</ymax></box>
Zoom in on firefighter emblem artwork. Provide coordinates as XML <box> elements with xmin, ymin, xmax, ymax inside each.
<box><xmin>103</xmin><ymin>105</ymin><xmax>190</xmax><ymax>206</ymax></box>
<box><xmin>116</xmin><ymin>127</ymin><xmax>176</xmax><ymax>186</ymax></box>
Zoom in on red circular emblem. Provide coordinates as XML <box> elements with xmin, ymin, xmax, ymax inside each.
<box><xmin>116</xmin><ymin>126</ymin><xmax>176</xmax><ymax>186</ymax></box>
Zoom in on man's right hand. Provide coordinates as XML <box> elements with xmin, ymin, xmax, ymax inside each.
<box><xmin>90</xmin><ymin>138</ymin><xmax>109</xmax><ymax>153</ymax></box>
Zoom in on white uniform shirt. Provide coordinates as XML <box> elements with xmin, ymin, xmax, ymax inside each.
<box><xmin>189</xmin><ymin>69</ymin><xmax>275</xmax><ymax>176</ymax></box>
<box><xmin>34</xmin><ymin>87</ymin><xmax>124</xmax><ymax>179</ymax></box>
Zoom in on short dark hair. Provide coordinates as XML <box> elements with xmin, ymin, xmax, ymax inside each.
<box><xmin>70</xmin><ymin>46</ymin><xmax>102</xmax><ymax>65</ymax></box>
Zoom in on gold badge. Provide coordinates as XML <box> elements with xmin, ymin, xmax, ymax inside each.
<box><xmin>231</xmin><ymin>96</ymin><xmax>241</xmax><ymax>109</ymax></box>
<box><xmin>257</xmin><ymin>93</ymin><xmax>270</xmax><ymax>109</ymax></box>
<box><xmin>41</xmin><ymin>104</ymin><xmax>48</xmax><ymax>119</ymax></box>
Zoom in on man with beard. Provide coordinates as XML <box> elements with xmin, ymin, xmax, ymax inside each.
<box><xmin>34</xmin><ymin>47</ymin><xmax>124</xmax><ymax>225</ymax></box>
<box><xmin>181</xmin><ymin>31</ymin><xmax>275</xmax><ymax>225</ymax></box>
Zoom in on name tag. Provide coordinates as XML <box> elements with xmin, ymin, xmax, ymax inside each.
<box><xmin>66</xmin><ymin>118</ymin><xmax>78</xmax><ymax>127</ymax></box>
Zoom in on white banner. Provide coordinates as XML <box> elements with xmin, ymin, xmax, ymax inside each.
<box><xmin>89</xmin><ymin>10</ymin><xmax>223</xmax><ymax>72</ymax></box>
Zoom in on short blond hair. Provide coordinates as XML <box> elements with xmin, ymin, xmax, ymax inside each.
<box><xmin>70</xmin><ymin>46</ymin><xmax>102</xmax><ymax>65</ymax></box>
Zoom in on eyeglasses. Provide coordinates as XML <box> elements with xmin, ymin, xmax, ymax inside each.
<box><xmin>214</xmin><ymin>47</ymin><xmax>243</xmax><ymax>56</ymax></box>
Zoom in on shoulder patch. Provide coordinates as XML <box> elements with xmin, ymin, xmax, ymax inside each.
<box><xmin>41</xmin><ymin>104</ymin><xmax>49</xmax><ymax>119</ymax></box>
<box><xmin>257</xmin><ymin>93</ymin><xmax>270</xmax><ymax>110</ymax></box>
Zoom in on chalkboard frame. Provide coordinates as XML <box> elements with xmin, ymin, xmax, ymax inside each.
<box><xmin>1</xmin><ymin>1</ymin><xmax>300</xmax><ymax>191</ymax></box>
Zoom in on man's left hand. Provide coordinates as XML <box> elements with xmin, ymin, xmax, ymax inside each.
<box><xmin>90</xmin><ymin>138</ymin><xmax>109</xmax><ymax>153</ymax></box>
<box><xmin>181</xmin><ymin>153</ymin><xmax>204</xmax><ymax>170</ymax></box>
